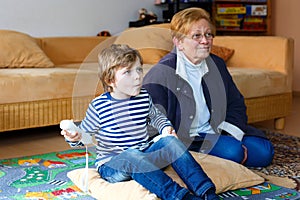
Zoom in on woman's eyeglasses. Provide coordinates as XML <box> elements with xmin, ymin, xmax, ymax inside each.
<box><xmin>190</xmin><ymin>33</ymin><xmax>214</xmax><ymax>41</ymax></box>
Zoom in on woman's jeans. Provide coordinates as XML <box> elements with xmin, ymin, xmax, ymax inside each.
<box><xmin>189</xmin><ymin>134</ymin><xmax>274</xmax><ymax>167</ymax></box>
<box><xmin>98</xmin><ymin>136</ymin><xmax>216</xmax><ymax>200</ymax></box>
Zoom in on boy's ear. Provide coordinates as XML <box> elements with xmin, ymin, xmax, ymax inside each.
<box><xmin>105</xmin><ymin>78</ymin><xmax>114</xmax><ymax>86</ymax></box>
<box><xmin>105</xmin><ymin>79</ymin><xmax>115</xmax><ymax>92</ymax></box>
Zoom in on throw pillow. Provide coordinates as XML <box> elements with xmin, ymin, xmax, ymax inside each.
<box><xmin>67</xmin><ymin>152</ymin><xmax>264</xmax><ymax>200</ymax></box>
<box><xmin>0</xmin><ymin>30</ymin><xmax>54</xmax><ymax>68</ymax></box>
<box><xmin>114</xmin><ymin>25</ymin><xmax>173</xmax><ymax>64</ymax></box>
<box><xmin>211</xmin><ymin>45</ymin><xmax>234</xmax><ymax>62</ymax></box>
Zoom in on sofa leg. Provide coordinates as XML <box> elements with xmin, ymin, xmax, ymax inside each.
<box><xmin>274</xmin><ymin>117</ymin><xmax>285</xmax><ymax>130</ymax></box>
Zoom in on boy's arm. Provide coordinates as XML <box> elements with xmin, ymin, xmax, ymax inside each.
<box><xmin>148</xmin><ymin>95</ymin><xmax>177</xmax><ymax>137</ymax></box>
<box><xmin>61</xmin><ymin>102</ymin><xmax>99</xmax><ymax>147</ymax></box>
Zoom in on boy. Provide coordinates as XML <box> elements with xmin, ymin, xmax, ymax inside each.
<box><xmin>61</xmin><ymin>44</ymin><xmax>218</xmax><ymax>200</ymax></box>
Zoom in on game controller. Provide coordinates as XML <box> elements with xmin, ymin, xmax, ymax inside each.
<box><xmin>60</xmin><ymin>120</ymin><xmax>93</xmax><ymax>145</ymax></box>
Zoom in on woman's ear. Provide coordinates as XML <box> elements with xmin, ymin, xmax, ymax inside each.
<box><xmin>173</xmin><ymin>37</ymin><xmax>184</xmax><ymax>51</ymax></box>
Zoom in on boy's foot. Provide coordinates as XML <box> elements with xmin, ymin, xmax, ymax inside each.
<box><xmin>203</xmin><ymin>190</ymin><xmax>219</xmax><ymax>200</ymax></box>
<box><xmin>182</xmin><ymin>193</ymin><xmax>203</xmax><ymax>200</ymax></box>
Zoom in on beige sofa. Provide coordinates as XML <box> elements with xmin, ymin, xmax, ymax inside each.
<box><xmin>0</xmin><ymin>30</ymin><xmax>113</xmax><ymax>132</ymax></box>
<box><xmin>0</xmin><ymin>26</ymin><xmax>293</xmax><ymax>132</ymax></box>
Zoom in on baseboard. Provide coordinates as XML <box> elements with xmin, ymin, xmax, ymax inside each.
<box><xmin>293</xmin><ymin>91</ymin><xmax>300</xmax><ymax>97</ymax></box>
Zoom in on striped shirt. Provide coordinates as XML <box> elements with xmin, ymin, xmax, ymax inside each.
<box><xmin>70</xmin><ymin>88</ymin><xmax>171</xmax><ymax>168</ymax></box>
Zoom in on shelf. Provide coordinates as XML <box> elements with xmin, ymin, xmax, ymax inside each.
<box><xmin>155</xmin><ymin>0</ymin><xmax>272</xmax><ymax>35</ymax></box>
<box><xmin>212</xmin><ymin>0</ymin><xmax>271</xmax><ymax>36</ymax></box>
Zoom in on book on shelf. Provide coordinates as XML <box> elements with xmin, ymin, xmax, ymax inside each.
<box><xmin>246</xmin><ymin>5</ymin><xmax>267</xmax><ymax>16</ymax></box>
<box><xmin>217</xmin><ymin>6</ymin><xmax>246</xmax><ymax>14</ymax></box>
<box><xmin>217</xmin><ymin>26</ymin><xmax>240</xmax><ymax>30</ymax></box>
<box><xmin>243</xmin><ymin>22</ymin><xmax>266</xmax><ymax>30</ymax></box>
<box><xmin>216</xmin><ymin>18</ymin><xmax>242</xmax><ymax>27</ymax></box>
<box><xmin>244</xmin><ymin>16</ymin><xmax>265</xmax><ymax>23</ymax></box>
<box><xmin>217</xmin><ymin>4</ymin><xmax>243</xmax><ymax>7</ymax></box>
<box><xmin>216</xmin><ymin>14</ymin><xmax>244</xmax><ymax>19</ymax></box>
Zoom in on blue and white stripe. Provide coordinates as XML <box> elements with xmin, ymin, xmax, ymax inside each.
<box><xmin>71</xmin><ymin>88</ymin><xmax>171</xmax><ymax>167</ymax></box>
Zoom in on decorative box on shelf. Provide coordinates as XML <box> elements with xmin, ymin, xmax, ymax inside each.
<box><xmin>212</xmin><ymin>0</ymin><xmax>271</xmax><ymax>35</ymax></box>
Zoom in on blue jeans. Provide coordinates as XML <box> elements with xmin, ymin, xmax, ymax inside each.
<box><xmin>189</xmin><ymin>134</ymin><xmax>274</xmax><ymax>167</ymax></box>
<box><xmin>98</xmin><ymin>136</ymin><xmax>216</xmax><ymax>200</ymax></box>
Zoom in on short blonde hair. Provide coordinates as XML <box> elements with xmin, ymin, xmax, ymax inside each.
<box><xmin>170</xmin><ymin>7</ymin><xmax>216</xmax><ymax>40</ymax></box>
<box><xmin>98</xmin><ymin>44</ymin><xmax>143</xmax><ymax>92</ymax></box>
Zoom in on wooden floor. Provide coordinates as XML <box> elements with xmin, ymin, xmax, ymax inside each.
<box><xmin>1</xmin><ymin>96</ymin><xmax>299</xmax><ymax>160</ymax></box>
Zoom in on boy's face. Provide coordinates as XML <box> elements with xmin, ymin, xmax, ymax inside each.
<box><xmin>109</xmin><ymin>59</ymin><xmax>143</xmax><ymax>99</ymax></box>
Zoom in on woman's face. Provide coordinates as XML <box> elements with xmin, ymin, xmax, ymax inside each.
<box><xmin>175</xmin><ymin>19</ymin><xmax>213</xmax><ymax>65</ymax></box>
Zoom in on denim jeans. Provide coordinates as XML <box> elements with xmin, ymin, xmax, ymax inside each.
<box><xmin>189</xmin><ymin>134</ymin><xmax>274</xmax><ymax>167</ymax></box>
<box><xmin>98</xmin><ymin>136</ymin><xmax>216</xmax><ymax>200</ymax></box>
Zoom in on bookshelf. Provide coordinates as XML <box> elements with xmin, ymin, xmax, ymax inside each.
<box><xmin>212</xmin><ymin>0</ymin><xmax>272</xmax><ymax>35</ymax></box>
<box><xmin>155</xmin><ymin>0</ymin><xmax>272</xmax><ymax>36</ymax></box>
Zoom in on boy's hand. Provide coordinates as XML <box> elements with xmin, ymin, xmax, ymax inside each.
<box><xmin>162</xmin><ymin>126</ymin><xmax>178</xmax><ymax>138</ymax></box>
<box><xmin>152</xmin><ymin>126</ymin><xmax>178</xmax><ymax>143</ymax></box>
<box><xmin>61</xmin><ymin>130</ymin><xmax>82</xmax><ymax>142</ymax></box>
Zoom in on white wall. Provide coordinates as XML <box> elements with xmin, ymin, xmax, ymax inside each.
<box><xmin>0</xmin><ymin>0</ymin><xmax>164</xmax><ymax>37</ymax></box>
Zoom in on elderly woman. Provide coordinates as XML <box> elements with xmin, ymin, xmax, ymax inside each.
<box><xmin>143</xmin><ymin>7</ymin><xmax>274</xmax><ymax>167</ymax></box>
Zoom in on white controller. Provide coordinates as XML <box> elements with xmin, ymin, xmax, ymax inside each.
<box><xmin>60</xmin><ymin>120</ymin><xmax>93</xmax><ymax>145</ymax></box>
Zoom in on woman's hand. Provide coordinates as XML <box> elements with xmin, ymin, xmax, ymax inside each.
<box><xmin>241</xmin><ymin>145</ymin><xmax>248</xmax><ymax>165</ymax></box>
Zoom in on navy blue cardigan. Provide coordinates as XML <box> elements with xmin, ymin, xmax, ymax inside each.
<box><xmin>143</xmin><ymin>49</ymin><xmax>265</xmax><ymax>144</ymax></box>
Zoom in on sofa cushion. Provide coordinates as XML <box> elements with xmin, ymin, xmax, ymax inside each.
<box><xmin>39</xmin><ymin>36</ymin><xmax>116</xmax><ymax>65</ymax></box>
<box><xmin>67</xmin><ymin>151</ymin><xmax>264</xmax><ymax>200</ymax></box>
<box><xmin>114</xmin><ymin>25</ymin><xmax>173</xmax><ymax>64</ymax></box>
<box><xmin>228</xmin><ymin>67</ymin><xmax>289</xmax><ymax>98</ymax></box>
<box><xmin>0</xmin><ymin>63</ymin><xmax>101</xmax><ymax>104</ymax></box>
<box><xmin>211</xmin><ymin>45</ymin><xmax>234</xmax><ymax>62</ymax></box>
<box><xmin>0</xmin><ymin>30</ymin><xmax>54</xmax><ymax>68</ymax></box>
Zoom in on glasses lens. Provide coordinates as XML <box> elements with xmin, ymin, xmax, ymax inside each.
<box><xmin>205</xmin><ymin>33</ymin><xmax>214</xmax><ymax>39</ymax></box>
<box><xmin>191</xmin><ymin>33</ymin><xmax>213</xmax><ymax>41</ymax></box>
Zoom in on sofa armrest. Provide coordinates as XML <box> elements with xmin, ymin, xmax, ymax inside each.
<box><xmin>38</xmin><ymin>36</ymin><xmax>116</xmax><ymax>65</ymax></box>
<box><xmin>213</xmin><ymin>36</ymin><xmax>294</xmax><ymax>90</ymax></box>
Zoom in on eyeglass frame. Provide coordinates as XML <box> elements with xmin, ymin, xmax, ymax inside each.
<box><xmin>189</xmin><ymin>32</ymin><xmax>215</xmax><ymax>41</ymax></box>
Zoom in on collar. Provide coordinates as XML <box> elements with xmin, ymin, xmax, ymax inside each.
<box><xmin>175</xmin><ymin>48</ymin><xmax>209</xmax><ymax>81</ymax></box>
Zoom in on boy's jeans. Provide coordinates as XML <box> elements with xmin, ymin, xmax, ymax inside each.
<box><xmin>98</xmin><ymin>136</ymin><xmax>216</xmax><ymax>200</ymax></box>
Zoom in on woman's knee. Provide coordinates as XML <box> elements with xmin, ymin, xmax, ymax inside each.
<box><xmin>209</xmin><ymin>136</ymin><xmax>245</xmax><ymax>163</ymax></box>
<box><xmin>243</xmin><ymin>137</ymin><xmax>274</xmax><ymax>167</ymax></box>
